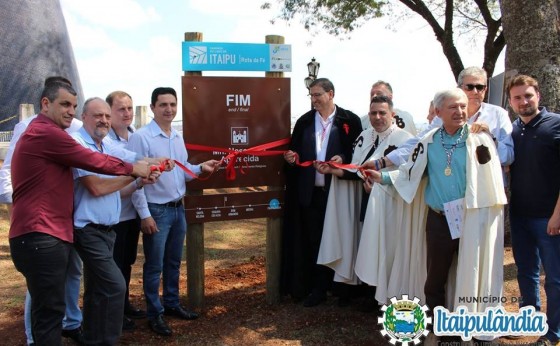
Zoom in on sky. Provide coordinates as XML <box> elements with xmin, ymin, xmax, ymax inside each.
<box><xmin>60</xmin><ymin>0</ymin><xmax>504</xmax><ymax>127</ymax></box>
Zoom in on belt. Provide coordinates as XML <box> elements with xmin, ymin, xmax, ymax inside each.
<box><xmin>85</xmin><ymin>223</ymin><xmax>113</xmax><ymax>232</ymax></box>
<box><xmin>429</xmin><ymin>207</ymin><xmax>446</xmax><ymax>217</ymax></box>
<box><xmin>160</xmin><ymin>199</ymin><xmax>183</xmax><ymax>208</ymax></box>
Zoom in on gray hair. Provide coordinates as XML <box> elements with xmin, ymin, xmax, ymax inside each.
<box><xmin>372</xmin><ymin>80</ymin><xmax>393</xmax><ymax>95</ymax></box>
<box><xmin>457</xmin><ymin>66</ymin><xmax>487</xmax><ymax>86</ymax></box>
<box><xmin>82</xmin><ymin>97</ymin><xmax>108</xmax><ymax>115</ymax></box>
<box><xmin>433</xmin><ymin>88</ymin><xmax>467</xmax><ymax>109</ymax></box>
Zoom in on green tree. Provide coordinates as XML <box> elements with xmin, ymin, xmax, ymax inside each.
<box><xmin>263</xmin><ymin>0</ymin><xmax>504</xmax><ymax>80</ymax></box>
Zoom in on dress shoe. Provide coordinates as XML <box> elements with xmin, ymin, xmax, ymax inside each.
<box><xmin>61</xmin><ymin>326</ymin><xmax>85</xmax><ymax>345</ymax></box>
<box><xmin>148</xmin><ymin>315</ymin><xmax>172</xmax><ymax>336</ymax></box>
<box><xmin>164</xmin><ymin>305</ymin><xmax>199</xmax><ymax>320</ymax></box>
<box><xmin>124</xmin><ymin>304</ymin><xmax>146</xmax><ymax>319</ymax></box>
<box><xmin>122</xmin><ymin>315</ymin><xmax>135</xmax><ymax>332</ymax></box>
<box><xmin>302</xmin><ymin>292</ymin><xmax>326</xmax><ymax>307</ymax></box>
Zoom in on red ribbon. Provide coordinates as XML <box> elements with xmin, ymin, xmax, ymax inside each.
<box><xmin>150</xmin><ymin>159</ymin><xmax>201</xmax><ymax>180</ymax></box>
<box><xmin>292</xmin><ymin>153</ymin><xmax>370</xmax><ymax>177</ymax></box>
<box><xmin>149</xmin><ymin>138</ymin><xmax>369</xmax><ymax>181</ymax></box>
<box><xmin>187</xmin><ymin>138</ymin><xmax>290</xmax><ymax>181</ymax></box>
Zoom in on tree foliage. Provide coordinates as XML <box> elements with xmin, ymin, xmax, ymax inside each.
<box><xmin>263</xmin><ymin>0</ymin><xmax>505</xmax><ymax>80</ymax></box>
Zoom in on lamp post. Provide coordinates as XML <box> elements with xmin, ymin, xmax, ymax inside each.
<box><xmin>304</xmin><ymin>57</ymin><xmax>320</xmax><ymax>109</ymax></box>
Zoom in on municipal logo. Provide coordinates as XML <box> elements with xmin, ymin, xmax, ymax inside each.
<box><xmin>189</xmin><ymin>46</ymin><xmax>207</xmax><ymax>64</ymax></box>
<box><xmin>379</xmin><ymin>295</ymin><xmax>431</xmax><ymax>345</ymax></box>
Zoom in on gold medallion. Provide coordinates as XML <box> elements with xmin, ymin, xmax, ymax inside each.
<box><xmin>444</xmin><ymin>167</ymin><xmax>452</xmax><ymax>176</ymax></box>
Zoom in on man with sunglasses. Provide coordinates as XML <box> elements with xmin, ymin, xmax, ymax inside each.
<box><xmin>457</xmin><ymin>66</ymin><xmax>514</xmax><ymax>167</ymax></box>
<box><xmin>380</xmin><ymin>67</ymin><xmax>514</xmax><ymax>169</ymax></box>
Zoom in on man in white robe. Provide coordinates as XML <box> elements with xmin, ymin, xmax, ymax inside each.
<box><xmin>365</xmin><ymin>89</ymin><xmax>507</xmax><ymax>339</ymax></box>
<box><xmin>316</xmin><ymin>96</ymin><xmax>412</xmax><ymax>304</ymax></box>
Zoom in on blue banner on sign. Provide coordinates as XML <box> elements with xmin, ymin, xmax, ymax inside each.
<box><xmin>182</xmin><ymin>42</ymin><xmax>291</xmax><ymax>72</ymax></box>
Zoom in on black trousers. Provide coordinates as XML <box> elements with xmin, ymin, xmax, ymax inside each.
<box><xmin>112</xmin><ymin>218</ymin><xmax>141</xmax><ymax>308</ymax></box>
<box><xmin>74</xmin><ymin>225</ymin><xmax>125</xmax><ymax>345</ymax></box>
<box><xmin>10</xmin><ymin>232</ymin><xmax>71</xmax><ymax>346</ymax></box>
<box><xmin>424</xmin><ymin>209</ymin><xmax>460</xmax><ymax>311</ymax></box>
<box><xmin>301</xmin><ymin>187</ymin><xmax>334</xmax><ymax>296</ymax></box>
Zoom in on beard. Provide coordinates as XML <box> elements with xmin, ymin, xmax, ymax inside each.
<box><xmin>517</xmin><ymin>105</ymin><xmax>537</xmax><ymax>117</ymax></box>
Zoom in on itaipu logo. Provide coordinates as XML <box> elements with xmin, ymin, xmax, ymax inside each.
<box><xmin>379</xmin><ymin>295</ymin><xmax>431</xmax><ymax>345</ymax></box>
<box><xmin>189</xmin><ymin>46</ymin><xmax>207</xmax><ymax>64</ymax></box>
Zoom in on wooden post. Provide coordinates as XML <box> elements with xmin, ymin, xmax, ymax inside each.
<box><xmin>265</xmin><ymin>35</ymin><xmax>284</xmax><ymax>304</ymax></box>
<box><xmin>19</xmin><ymin>104</ymin><xmax>35</xmax><ymax>122</ymax></box>
<box><xmin>184</xmin><ymin>32</ymin><xmax>205</xmax><ymax>309</ymax></box>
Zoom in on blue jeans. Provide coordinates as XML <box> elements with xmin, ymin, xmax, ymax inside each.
<box><xmin>143</xmin><ymin>203</ymin><xmax>187</xmax><ymax>318</ymax></box>
<box><xmin>511</xmin><ymin>215</ymin><xmax>560</xmax><ymax>342</ymax></box>
<box><xmin>24</xmin><ymin>247</ymin><xmax>82</xmax><ymax>344</ymax></box>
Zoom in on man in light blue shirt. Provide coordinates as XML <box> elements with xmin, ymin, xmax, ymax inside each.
<box><xmin>382</xmin><ymin>67</ymin><xmax>514</xmax><ymax>168</ymax></box>
<box><xmin>72</xmin><ymin>97</ymin><xmax>158</xmax><ymax>345</ymax></box>
<box><xmin>128</xmin><ymin>87</ymin><xmax>219</xmax><ymax>336</ymax></box>
<box><xmin>105</xmin><ymin>90</ymin><xmax>146</xmax><ymax>330</ymax></box>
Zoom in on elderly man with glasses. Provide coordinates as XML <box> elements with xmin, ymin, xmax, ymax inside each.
<box><xmin>457</xmin><ymin>66</ymin><xmax>514</xmax><ymax>167</ymax></box>
<box><xmin>380</xmin><ymin>66</ymin><xmax>514</xmax><ymax>170</ymax></box>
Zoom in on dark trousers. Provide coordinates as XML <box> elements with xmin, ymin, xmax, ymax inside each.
<box><xmin>10</xmin><ymin>232</ymin><xmax>71</xmax><ymax>346</ymax></box>
<box><xmin>74</xmin><ymin>225</ymin><xmax>125</xmax><ymax>345</ymax></box>
<box><xmin>424</xmin><ymin>209</ymin><xmax>460</xmax><ymax>311</ymax></box>
<box><xmin>112</xmin><ymin>218</ymin><xmax>140</xmax><ymax>309</ymax></box>
<box><xmin>301</xmin><ymin>187</ymin><xmax>334</xmax><ymax>296</ymax></box>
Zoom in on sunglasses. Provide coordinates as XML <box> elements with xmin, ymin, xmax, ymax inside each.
<box><xmin>463</xmin><ymin>84</ymin><xmax>486</xmax><ymax>91</ymax></box>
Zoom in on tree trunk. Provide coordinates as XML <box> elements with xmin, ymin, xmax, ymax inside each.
<box><xmin>500</xmin><ymin>0</ymin><xmax>560</xmax><ymax>113</ymax></box>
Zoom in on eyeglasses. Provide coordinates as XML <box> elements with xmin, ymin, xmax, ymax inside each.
<box><xmin>308</xmin><ymin>92</ymin><xmax>325</xmax><ymax>98</ymax></box>
<box><xmin>463</xmin><ymin>84</ymin><xmax>486</xmax><ymax>91</ymax></box>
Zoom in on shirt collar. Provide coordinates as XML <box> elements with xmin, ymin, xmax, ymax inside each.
<box><xmin>78</xmin><ymin>127</ymin><xmax>107</xmax><ymax>152</ymax></box>
<box><xmin>108</xmin><ymin>126</ymin><xmax>135</xmax><ymax>141</ymax></box>
<box><xmin>147</xmin><ymin>120</ymin><xmax>178</xmax><ymax>139</ymax></box>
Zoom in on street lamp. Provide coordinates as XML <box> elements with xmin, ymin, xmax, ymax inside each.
<box><xmin>304</xmin><ymin>57</ymin><xmax>320</xmax><ymax>91</ymax></box>
<box><xmin>304</xmin><ymin>57</ymin><xmax>320</xmax><ymax>110</ymax></box>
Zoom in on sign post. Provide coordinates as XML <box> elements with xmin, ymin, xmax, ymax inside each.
<box><xmin>183</xmin><ymin>32</ymin><xmax>290</xmax><ymax>308</ymax></box>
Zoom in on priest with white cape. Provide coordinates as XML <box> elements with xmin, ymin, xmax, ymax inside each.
<box><xmin>363</xmin><ymin>89</ymin><xmax>507</xmax><ymax>326</ymax></box>
<box><xmin>316</xmin><ymin>96</ymin><xmax>412</xmax><ymax>290</ymax></box>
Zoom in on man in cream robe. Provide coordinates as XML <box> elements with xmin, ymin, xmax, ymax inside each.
<box><xmin>317</xmin><ymin>96</ymin><xmax>412</xmax><ymax>288</ymax></box>
<box><xmin>354</xmin><ymin>162</ymin><xmax>428</xmax><ymax>305</ymax></box>
<box><xmin>364</xmin><ymin>89</ymin><xmax>507</xmax><ymax>318</ymax></box>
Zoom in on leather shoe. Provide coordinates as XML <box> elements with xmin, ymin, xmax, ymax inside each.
<box><xmin>124</xmin><ymin>304</ymin><xmax>146</xmax><ymax>319</ymax></box>
<box><xmin>148</xmin><ymin>315</ymin><xmax>172</xmax><ymax>336</ymax></box>
<box><xmin>303</xmin><ymin>292</ymin><xmax>326</xmax><ymax>307</ymax></box>
<box><xmin>61</xmin><ymin>326</ymin><xmax>85</xmax><ymax>345</ymax></box>
<box><xmin>122</xmin><ymin>316</ymin><xmax>135</xmax><ymax>332</ymax></box>
<box><xmin>164</xmin><ymin>305</ymin><xmax>199</xmax><ymax>320</ymax></box>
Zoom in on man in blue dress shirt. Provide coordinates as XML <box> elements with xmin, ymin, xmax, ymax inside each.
<box><xmin>72</xmin><ymin>97</ymin><xmax>159</xmax><ymax>344</ymax></box>
<box><xmin>128</xmin><ymin>87</ymin><xmax>219</xmax><ymax>336</ymax></box>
